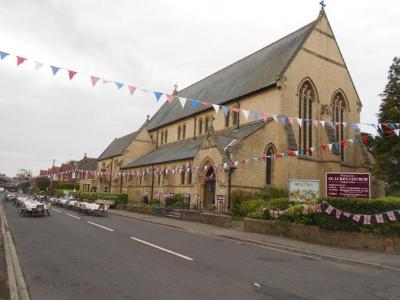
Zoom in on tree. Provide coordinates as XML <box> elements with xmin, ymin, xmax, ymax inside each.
<box><xmin>35</xmin><ymin>177</ymin><xmax>51</xmax><ymax>192</ymax></box>
<box><xmin>371</xmin><ymin>57</ymin><xmax>400</xmax><ymax>194</ymax></box>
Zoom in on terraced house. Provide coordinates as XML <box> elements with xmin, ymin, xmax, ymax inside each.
<box><xmin>98</xmin><ymin>9</ymin><xmax>377</xmax><ymax>208</ymax></box>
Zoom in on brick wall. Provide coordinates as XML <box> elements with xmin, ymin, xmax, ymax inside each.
<box><xmin>244</xmin><ymin>218</ymin><xmax>400</xmax><ymax>253</ymax></box>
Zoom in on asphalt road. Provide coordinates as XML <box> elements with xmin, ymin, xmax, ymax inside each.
<box><xmin>2</xmin><ymin>200</ymin><xmax>400</xmax><ymax>300</ymax></box>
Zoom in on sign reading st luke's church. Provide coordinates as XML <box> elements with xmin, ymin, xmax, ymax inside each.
<box><xmin>326</xmin><ymin>172</ymin><xmax>370</xmax><ymax>198</ymax></box>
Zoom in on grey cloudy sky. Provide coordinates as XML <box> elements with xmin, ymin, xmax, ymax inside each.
<box><xmin>0</xmin><ymin>0</ymin><xmax>399</xmax><ymax>176</ymax></box>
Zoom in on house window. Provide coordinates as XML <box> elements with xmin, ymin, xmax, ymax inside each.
<box><xmin>139</xmin><ymin>172</ymin><xmax>142</xmax><ymax>185</ymax></box>
<box><xmin>158</xmin><ymin>173</ymin><xmax>162</xmax><ymax>186</ymax></box>
<box><xmin>225</xmin><ymin>109</ymin><xmax>230</xmax><ymax>128</ymax></box>
<box><xmin>198</xmin><ymin>118</ymin><xmax>203</xmax><ymax>134</ymax></box>
<box><xmin>205</xmin><ymin>116</ymin><xmax>209</xmax><ymax>132</ymax></box>
<box><xmin>160</xmin><ymin>131</ymin><xmax>164</xmax><ymax>145</ymax></box>
<box><xmin>182</xmin><ymin>124</ymin><xmax>186</xmax><ymax>139</ymax></box>
<box><xmin>164</xmin><ymin>130</ymin><xmax>168</xmax><ymax>143</ymax></box>
<box><xmin>265</xmin><ymin>146</ymin><xmax>275</xmax><ymax>185</ymax></box>
<box><xmin>177</xmin><ymin>126</ymin><xmax>181</xmax><ymax>140</ymax></box>
<box><xmin>298</xmin><ymin>80</ymin><xmax>315</xmax><ymax>155</ymax></box>
<box><xmin>332</xmin><ymin>92</ymin><xmax>346</xmax><ymax>161</ymax></box>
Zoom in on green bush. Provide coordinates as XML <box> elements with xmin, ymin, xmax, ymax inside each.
<box><xmin>231</xmin><ymin>190</ymin><xmax>260</xmax><ymax>217</ymax></box>
<box><xmin>260</xmin><ymin>186</ymin><xmax>287</xmax><ymax>201</ymax></box>
<box><xmin>149</xmin><ymin>199</ymin><xmax>160</xmax><ymax>207</ymax></box>
<box><xmin>58</xmin><ymin>183</ymin><xmax>79</xmax><ymax>190</ymax></box>
<box><xmin>235</xmin><ymin>199</ymin><xmax>267</xmax><ymax>218</ymax></box>
<box><xmin>265</xmin><ymin>198</ymin><xmax>290</xmax><ymax>210</ymax></box>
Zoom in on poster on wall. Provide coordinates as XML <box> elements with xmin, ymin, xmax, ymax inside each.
<box><xmin>289</xmin><ymin>180</ymin><xmax>320</xmax><ymax>203</ymax></box>
<box><xmin>326</xmin><ymin>172</ymin><xmax>370</xmax><ymax>198</ymax></box>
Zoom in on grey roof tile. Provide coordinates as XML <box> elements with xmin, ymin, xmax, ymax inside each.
<box><xmin>147</xmin><ymin>21</ymin><xmax>315</xmax><ymax>131</ymax></box>
<box><xmin>98</xmin><ymin>131</ymin><xmax>140</xmax><ymax>160</ymax></box>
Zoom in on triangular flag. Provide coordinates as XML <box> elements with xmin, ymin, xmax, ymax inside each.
<box><xmin>322</xmin><ymin>144</ymin><xmax>327</xmax><ymax>152</ymax></box>
<box><xmin>191</xmin><ymin>100</ymin><xmax>199</xmax><ymax>108</ymax></box>
<box><xmin>16</xmin><ymin>56</ymin><xmax>27</xmax><ymax>66</ymax></box>
<box><xmin>343</xmin><ymin>122</ymin><xmax>347</xmax><ymax>128</ymax></box>
<box><xmin>179</xmin><ymin>97</ymin><xmax>186</xmax><ymax>108</ymax></box>
<box><xmin>313</xmin><ymin>120</ymin><xmax>319</xmax><ymax>127</ymax></box>
<box><xmin>242</xmin><ymin>109</ymin><xmax>250</xmax><ymax>120</ymax></box>
<box><xmin>153</xmin><ymin>91</ymin><xmax>163</xmax><ymax>102</ymax></box>
<box><xmin>272</xmin><ymin>114</ymin><xmax>278</xmax><ymax>122</ymax></box>
<box><xmin>328</xmin><ymin>144</ymin><xmax>333</xmax><ymax>151</ymax></box>
<box><xmin>252</xmin><ymin>111</ymin><xmax>259</xmax><ymax>120</ymax></box>
<box><xmin>0</xmin><ymin>51</ymin><xmax>9</xmax><ymax>60</ymax></box>
<box><xmin>394</xmin><ymin>129</ymin><xmax>400</xmax><ymax>136</ymax></box>
<box><xmin>128</xmin><ymin>85</ymin><xmax>136</xmax><ymax>95</ymax></box>
<box><xmin>296</xmin><ymin>118</ymin><xmax>302</xmax><ymax>126</ymax></box>
<box><xmin>115</xmin><ymin>82</ymin><xmax>124</xmax><ymax>89</ymax></box>
<box><xmin>212</xmin><ymin>104</ymin><xmax>220</xmax><ymax>114</ymax></box>
<box><xmin>34</xmin><ymin>61</ymin><xmax>43</xmax><ymax>70</ymax></box>
<box><xmin>223</xmin><ymin>106</ymin><xmax>229</xmax><ymax>116</ymax></box>
<box><xmin>320</xmin><ymin>120</ymin><xmax>325</xmax><ymax>127</ymax></box>
<box><xmin>262</xmin><ymin>112</ymin><xmax>269</xmax><ymax>122</ymax></box>
<box><xmin>202</xmin><ymin>101</ymin><xmax>211</xmax><ymax>107</ymax></box>
<box><xmin>280</xmin><ymin>116</ymin><xmax>286</xmax><ymax>125</ymax></box>
<box><xmin>288</xmin><ymin>117</ymin><xmax>294</xmax><ymax>125</ymax></box>
<box><xmin>68</xmin><ymin>70</ymin><xmax>77</xmax><ymax>80</ymax></box>
<box><xmin>351</xmin><ymin>123</ymin><xmax>359</xmax><ymax>131</ymax></box>
<box><xmin>50</xmin><ymin>66</ymin><xmax>60</xmax><ymax>76</ymax></box>
<box><xmin>166</xmin><ymin>94</ymin><xmax>175</xmax><ymax>104</ymax></box>
<box><xmin>90</xmin><ymin>76</ymin><xmax>100</xmax><ymax>86</ymax></box>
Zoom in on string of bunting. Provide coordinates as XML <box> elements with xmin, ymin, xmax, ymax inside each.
<box><xmin>39</xmin><ymin>136</ymin><xmax>366</xmax><ymax>179</ymax></box>
<box><xmin>265</xmin><ymin>201</ymin><xmax>400</xmax><ymax>225</ymax></box>
<box><xmin>1</xmin><ymin>50</ymin><xmax>399</xmax><ymax>134</ymax></box>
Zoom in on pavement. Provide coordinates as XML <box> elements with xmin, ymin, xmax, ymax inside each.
<box><xmin>2</xmin><ymin>200</ymin><xmax>400</xmax><ymax>300</ymax></box>
<box><xmin>109</xmin><ymin>209</ymin><xmax>400</xmax><ymax>272</ymax></box>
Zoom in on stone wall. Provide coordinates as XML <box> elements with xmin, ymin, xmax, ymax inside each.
<box><xmin>244</xmin><ymin>218</ymin><xmax>400</xmax><ymax>253</ymax></box>
<box><xmin>179</xmin><ymin>211</ymin><xmax>232</xmax><ymax>228</ymax></box>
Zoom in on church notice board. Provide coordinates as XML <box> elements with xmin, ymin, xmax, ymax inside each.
<box><xmin>326</xmin><ymin>172</ymin><xmax>370</xmax><ymax>198</ymax></box>
<box><xmin>289</xmin><ymin>180</ymin><xmax>320</xmax><ymax>203</ymax></box>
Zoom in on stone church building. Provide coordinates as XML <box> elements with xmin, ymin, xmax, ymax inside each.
<box><xmin>95</xmin><ymin>9</ymin><xmax>375</xmax><ymax>208</ymax></box>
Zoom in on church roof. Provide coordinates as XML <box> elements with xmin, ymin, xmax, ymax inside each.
<box><xmin>123</xmin><ymin>121</ymin><xmax>265</xmax><ymax>168</ymax></box>
<box><xmin>98</xmin><ymin>130</ymin><xmax>140</xmax><ymax>160</ymax></box>
<box><xmin>147</xmin><ymin>20</ymin><xmax>316</xmax><ymax>131</ymax></box>
<box><xmin>78</xmin><ymin>158</ymin><xmax>97</xmax><ymax>171</ymax></box>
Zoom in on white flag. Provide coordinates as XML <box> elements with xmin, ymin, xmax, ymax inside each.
<box><xmin>34</xmin><ymin>61</ymin><xmax>43</xmax><ymax>70</ymax></box>
<box><xmin>242</xmin><ymin>109</ymin><xmax>250</xmax><ymax>120</ymax></box>
<box><xmin>212</xmin><ymin>104</ymin><xmax>220</xmax><ymax>114</ymax></box>
<box><xmin>296</xmin><ymin>118</ymin><xmax>302</xmax><ymax>126</ymax></box>
<box><xmin>328</xmin><ymin>144</ymin><xmax>333</xmax><ymax>151</ymax></box>
<box><xmin>179</xmin><ymin>97</ymin><xmax>187</xmax><ymax>108</ymax></box>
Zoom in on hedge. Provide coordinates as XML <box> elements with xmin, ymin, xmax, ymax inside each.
<box><xmin>265</xmin><ymin>197</ymin><xmax>400</xmax><ymax>236</ymax></box>
<box><xmin>73</xmin><ymin>192</ymin><xmax>128</xmax><ymax>205</ymax></box>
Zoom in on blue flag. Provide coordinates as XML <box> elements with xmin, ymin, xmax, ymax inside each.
<box><xmin>252</xmin><ymin>111</ymin><xmax>259</xmax><ymax>120</ymax></box>
<box><xmin>0</xmin><ymin>51</ymin><xmax>9</xmax><ymax>60</ymax></box>
<box><xmin>280</xmin><ymin>116</ymin><xmax>286</xmax><ymax>126</ymax></box>
<box><xmin>191</xmin><ymin>100</ymin><xmax>199</xmax><ymax>108</ymax></box>
<box><xmin>223</xmin><ymin>106</ymin><xmax>229</xmax><ymax>116</ymax></box>
<box><xmin>115</xmin><ymin>82</ymin><xmax>124</xmax><ymax>89</ymax></box>
<box><xmin>50</xmin><ymin>66</ymin><xmax>60</xmax><ymax>76</ymax></box>
<box><xmin>153</xmin><ymin>91</ymin><xmax>163</xmax><ymax>102</ymax></box>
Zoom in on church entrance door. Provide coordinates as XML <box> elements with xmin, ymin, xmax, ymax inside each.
<box><xmin>203</xmin><ymin>166</ymin><xmax>216</xmax><ymax>209</ymax></box>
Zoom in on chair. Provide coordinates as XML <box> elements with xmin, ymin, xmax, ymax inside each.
<box><xmin>35</xmin><ymin>204</ymin><xmax>45</xmax><ymax>217</ymax></box>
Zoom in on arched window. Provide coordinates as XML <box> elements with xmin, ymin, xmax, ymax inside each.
<box><xmin>225</xmin><ymin>110</ymin><xmax>230</xmax><ymax>128</ymax></box>
<box><xmin>164</xmin><ymin>130</ymin><xmax>168</xmax><ymax>143</ymax></box>
<box><xmin>160</xmin><ymin>131</ymin><xmax>164</xmax><ymax>145</ymax></box>
<box><xmin>298</xmin><ymin>80</ymin><xmax>316</xmax><ymax>155</ymax></box>
<box><xmin>265</xmin><ymin>145</ymin><xmax>275</xmax><ymax>185</ymax></box>
<box><xmin>182</xmin><ymin>124</ymin><xmax>186</xmax><ymax>139</ymax></box>
<box><xmin>177</xmin><ymin>126</ymin><xmax>181</xmax><ymax>140</ymax></box>
<box><xmin>332</xmin><ymin>92</ymin><xmax>347</xmax><ymax>161</ymax></box>
<box><xmin>188</xmin><ymin>167</ymin><xmax>192</xmax><ymax>184</ymax></box>
<box><xmin>205</xmin><ymin>116</ymin><xmax>209</xmax><ymax>132</ymax></box>
<box><xmin>181</xmin><ymin>168</ymin><xmax>185</xmax><ymax>185</ymax></box>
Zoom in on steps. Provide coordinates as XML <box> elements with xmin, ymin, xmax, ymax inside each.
<box><xmin>166</xmin><ymin>210</ymin><xmax>181</xmax><ymax>218</ymax></box>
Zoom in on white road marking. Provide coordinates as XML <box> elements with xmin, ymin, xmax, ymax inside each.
<box><xmin>87</xmin><ymin>221</ymin><xmax>114</xmax><ymax>232</ymax></box>
<box><xmin>52</xmin><ymin>209</ymin><xmax>63</xmax><ymax>213</ymax></box>
<box><xmin>130</xmin><ymin>236</ymin><xmax>193</xmax><ymax>261</ymax></box>
<box><xmin>65</xmin><ymin>213</ymin><xmax>80</xmax><ymax>220</ymax></box>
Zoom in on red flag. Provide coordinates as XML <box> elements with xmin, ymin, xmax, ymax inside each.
<box><xmin>90</xmin><ymin>76</ymin><xmax>100</xmax><ymax>86</ymax></box>
<box><xmin>16</xmin><ymin>56</ymin><xmax>27</xmax><ymax>66</ymax></box>
<box><xmin>167</xmin><ymin>95</ymin><xmax>175</xmax><ymax>104</ymax></box>
<box><xmin>68</xmin><ymin>70</ymin><xmax>77</xmax><ymax>80</ymax></box>
<box><xmin>340</xmin><ymin>140</ymin><xmax>348</xmax><ymax>148</ymax></box>
<box><xmin>202</xmin><ymin>101</ymin><xmax>211</xmax><ymax>107</ymax></box>
<box><xmin>128</xmin><ymin>85</ymin><xmax>136</xmax><ymax>95</ymax></box>
<box><xmin>361</xmin><ymin>135</ymin><xmax>369</xmax><ymax>144</ymax></box>
<box><xmin>322</xmin><ymin>144</ymin><xmax>327</xmax><ymax>152</ymax></box>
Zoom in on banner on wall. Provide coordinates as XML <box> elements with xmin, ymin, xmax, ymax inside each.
<box><xmin>289</xmin><ymin>180</ymin><xmax>320</xmax><ymax>203</ymax></box>
<box><xmin>326</xmin><ymin>172</ymin><xmax>370</xmax><ymax>198</ymax></box>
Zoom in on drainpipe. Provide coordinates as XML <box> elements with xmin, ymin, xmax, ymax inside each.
<box><xmin>150</xmin><ymin>166</ymin><xmax>155</xmax><ymax>201</ymax></box>
<box><xmin>109</xmin><ymin>158</ymin><xmax>113</xmax><ymax>193</ymax></box>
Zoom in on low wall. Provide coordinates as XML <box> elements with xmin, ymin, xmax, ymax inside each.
<box><xmin>178</xmin><ymin>210</ymin><xmax>232</xmax><ymax>228</ymax></box>
<box><xmin>244</xmin><ymin>218</ymin><xmax>400</xmax><ymax>253</ymax></box>
<box><xmin>126</xmin><ymin>205</ymin><xmax>154</xmax><ymax>215</ymax></box>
